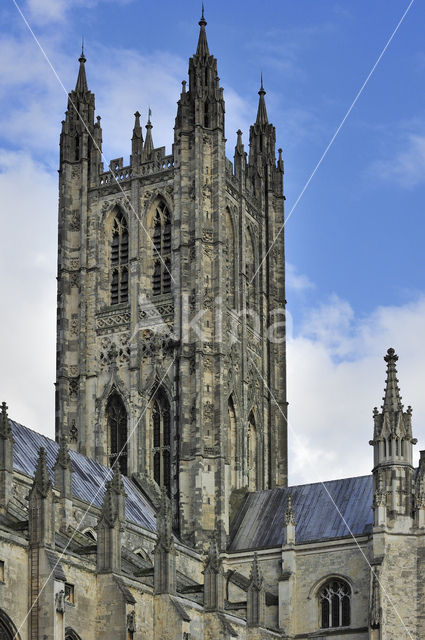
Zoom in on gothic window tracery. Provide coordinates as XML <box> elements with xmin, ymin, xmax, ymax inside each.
<box><xmin>319</xmin><ymin>579</ymin><xmax>351</xmax><ymax>629</ymax></box>
<box><xmin>152</xmin><ymin>390</ymin><xmax>171</xmax><ymax>495</ymax></box>
<box><xmin>110</xmin><ymin>211</ymin><xmax>129</xmax><ymax>305</ymax></box>
<box><xmin>152</xmin><ymin>201</ymin><xmax>171</xmax><ymax>296</ymax></box>
<box><xmin>107</xmin><ymin>393</ymin><xmax>127</xmax><ymax>475</ymax></box>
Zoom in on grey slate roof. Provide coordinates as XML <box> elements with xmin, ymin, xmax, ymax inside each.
<box><xmin>10</xmin><ymin>420</ymin><xmax>156</xmax><ymax>533</ymax></box>
<box><xmin>228</xmin><ymin>475</ymin><xmax>373</xmax><ymax>551</ymax></box>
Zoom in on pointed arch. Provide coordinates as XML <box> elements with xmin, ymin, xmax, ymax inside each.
<box><xmin>150</xmin><ymin>199</ymin><xmax>172</xmax><ymax>296</ymax></box>
<box><xmin>247</xmin><ymin>409</ymin><xmax>257</xmax><ymax>491</ymax></box>
<box><xmin>65</xmin><ymin>629</ymin><xmax>83</xmax><ymax>640</ymax></box>
<box><xmin>0</xmin><ymin>609</ymin><xmax>21</xmax><ymax>640</ymax></box>
<box><xmin>109</xmin><ymin>208</ymin><xmax>129</xmax><ymax>305</ymax></box>
<box><xmin>106</xmin><ymin>391</ymin><xmax>128</xmax><ymax>475</ymax></box>
<box><xmin>224</xmin><ymin>207</ymin><xmax>236</xmax><ymax>307</ymax></box>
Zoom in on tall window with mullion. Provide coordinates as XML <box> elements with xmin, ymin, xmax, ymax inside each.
<box><xmin>152</xmin><ymin>201</ymin><xmax>171</xmax><ymax>296</ymax></box>
<box><xmin>110</xmin><ymin>211</ymin><xmax>129</xmax><ymax>305</ymax></box>
<box><xmin>106</xmin><ymin>392</ymin><xmax>128</xmax><ymax>475</ymax></box>
<box><xmin>320</xmin><ymin>579</ymin><xmax>351</xmax><ymax>629</ymax></box>
<box><xmin>152</xmin><ymin>390</ymin><xmax>172</xmax><ymax>495</ymax></box>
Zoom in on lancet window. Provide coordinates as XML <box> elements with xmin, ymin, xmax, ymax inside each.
<box><xmin>107</xmin><ymin>393</ymin><xmax>127</xmax><ymax>475</ymax></box>
<box><xmin>247</xmin><ymin>410</ymin><xmax>257</xmax><ymax>491</ymax></box>
<box><xmin>110</xmin><ymin>211</ymin><xmax>129</xmax><ymax>305</ymax></box>
<box><xmin>152</xmin><ymin>390</ymin><xmax>172</xmax><ymax>495</ymax></box>
<box><xmin>152</xmin><ymin>201</ymin><xmax>171</xmax><ymax>296</ymax></box>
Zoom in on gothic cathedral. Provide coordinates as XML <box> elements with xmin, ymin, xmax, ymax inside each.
<box><xmin>1</xmin><ymin>12</ymin><xmax>425</xmax><ymax>640</ymax></box>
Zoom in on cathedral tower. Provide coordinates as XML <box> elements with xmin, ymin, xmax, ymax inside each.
<box><xmin>56</xmin><ymin>13</ymin><xmax>287</xmax><ymax>546</ymax></box>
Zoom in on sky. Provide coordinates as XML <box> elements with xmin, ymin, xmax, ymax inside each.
<box><xmin>1</xmin><ymin>0</ymin><xmax>425</xmax><ymax>486</ymax></box>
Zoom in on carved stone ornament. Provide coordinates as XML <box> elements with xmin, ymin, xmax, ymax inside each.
<box><xmin>69</xmin><ymin>419</ymin><xmax>78</xmax><ymax>443</ymax></box>
<box><xmin>55</xmin><ymin>589</ymin><xmax>65</xmax><ymax>613</ymax></box>
<box><xmin>69</xmin><ymin>212</ymin><xmax>80</xmax><ymax>231</ymax></box>
<box><xmin>127</xmin><ymin>610</ymin><xmax>136</xmax><ymax>632</ymax></box>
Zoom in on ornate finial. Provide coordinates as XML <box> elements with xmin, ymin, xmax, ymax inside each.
<box><xmin>200</xmin><ymin>2</ymin><xmax>206</xmax><ymax>26</ymax></box>
<box><xmin>79</xmin><ymin>37</ymin><xmax>86</xmax><ymax>64</ymax></box>
<box><xmin>260</xmin><ymin>72</ymin><xmax>264</xmax><ymax>93</ymax></box>
<box><xmin>255</xmin><ymin>76</ymin><xmax>268</xmax><ymax>126</ymax></box>
<box><xmin>277</xmin><ymin>148</ymin><xmax>283</xmax><ymax>171</ymax></box>
<box><xmin>0</xmin><ymin>402</ymin><xmax>11</xmax><ymax>438</ymax></box>
<box><xmin>111</xmin><ymin>463</ymin><xmax>125</xmax><ymax>495</ymax></box>
<box><xmin>54</xmin><ymin>434</ymin><xmax>72</xmax><ymax>470</ymax></box>
<box><xmin>249</xmin><ymin>552</ymin><xmax>263</xmax><ymax>590</ymax></box>
<box><xmin>34</xmin><ymin>447</ymin><xmax>52</xmax><ymax>498</ymax></box>
<box><xmin>284</xmin><ymin>494</ymin><xmax>296</xmax><ymax>526</ymax></box>
<box><xmin>384</xmin><ymin>347</ymin><xmax>398</xmax><ymax>364</ymax></box>
<box><xmin>182</xmin><ymin>80</ymin><xmax>186</xmax><ymax>93</ymax></box>
<box><xmin>75</xmin><ymin>44</ymin><xmax>88</xmax><ymax>93</ymax></box>
<box><xmin>235</xmin><ymin>129</ymin><xmax>244</xmax><ymax>155</ymax></box>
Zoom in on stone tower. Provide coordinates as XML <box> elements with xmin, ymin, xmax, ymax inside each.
<box><xmin>56</xmin><ymin>13</ymin><xmax>287</xmax><ymax>546</ymax></box>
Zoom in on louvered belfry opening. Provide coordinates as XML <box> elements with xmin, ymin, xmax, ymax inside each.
<box><xmin>107</xmin><ymin>393</ymin><xmax>128</xmax><ymax>475</ymax></box>
<box><xmin>110</xmin><ymin>211</ymin><xmax>129</xmax><ymax>305</ymax></box>
<box><xmin>152</xmin><ymin>201</ymin><xmax>171</xmax><ymax>296</ymax></box>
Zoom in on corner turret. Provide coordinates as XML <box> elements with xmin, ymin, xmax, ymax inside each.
<box><xmin>370</xmin><ymin>348</ymin><xmax>416</xmax><ymax>523</ymax></box>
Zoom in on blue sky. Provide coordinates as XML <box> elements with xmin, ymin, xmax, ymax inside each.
<box><xmin>1</xmin><ymin>0</ymin><xmax>425</xmax><ymax>484</ymax></box>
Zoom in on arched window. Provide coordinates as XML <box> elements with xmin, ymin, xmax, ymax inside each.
<box><xmin>152</xmin><ymin>390</ymin><xmax>171</xmax><ymax>495</ymax></box>
<box><xmin>247</xmin><ymin>410</ymin><xmax>257</xmax><ymax>491</ymax></box>
<box><xmin>0</xmin><ymin>609</ymin><xmax>21</xmax><ymax>640</ymax></box>
<box><xmin>152</xmin><ymin>201</ymin><xmax>171</xmax><ymax>296</ymax></box>
<box><xmin>319</xmin><ymin>579</ymin><xmax>351</xmax><ymax>629</ymax></box>
<box><xmin>110</xmin><ymin>211</ymin><xmax>129</xmax><ymax>305</ymax></box>
<box><xmin>107</xmin><ymin>393</ymin><xmax>127</xmax><ymax>475</ymax></box>
<box><xmin>228</xmin><ymin>396</ymin><xmax>237</xmax><ymax>487</ymax></box>
<box><xmin>224</xmin><ymin>208</ymin><xmax>235</xmax><ymax>307</ymax></box>
<box><xmin>245</xmin><ymin>227</ymin><xmax>255</xmax><ymax>313</ymax></box>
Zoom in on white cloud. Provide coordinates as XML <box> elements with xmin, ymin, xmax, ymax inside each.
<box><xmin>0</xmin><ymin>149</ymin><xmax>57</xmax><ymax>436</ymax></box>
<box><xmin>372</xmin><ymin>133</ymin><xmax>425</xmax><ymax>188</ymax></box>
<box><xmin>286</xmin><ymin>262</ymin><xmax>315</xmax><ymax>293</ymax></box>
<box><xmin>288</xmin><ymin>295</ymin><xmax>425</xmax><ymax>486</ymax></box>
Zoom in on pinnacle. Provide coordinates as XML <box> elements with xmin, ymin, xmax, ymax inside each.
<box><xmin>0</xmin><ymin>401</ymin><xmax>11</xmax><ymax>438</ymax></box>
<box><xmin>54</xmin><ymin>434</ymin><xmax>72</xmax><ymax>470</ymax></box>
<box><xmin>34</xmin><ymin>447</ymin><xmax>52</xmax><ymax>497</ymax></box>
<box><xmin>144</xmin><ymin>109</ymin><xmax>154</xmax><ymax>156</ymax></box>
<box><xmin>196</xmin><ymin>5</ymin><xmax>210</xmax><ymax>58</ymax></box>
<box><xmin>249</xmin><ymin>552</ymin><xmax>263</xmax><ymax>589</ymax></box>
<box><xmin>255</xmin><ymin>78</ymin><xmax>268</xmax><ymax>127</ymax></box>
<box><xmin>381</xmin><ymin>347</ymin><xmax>404</xmax><ymax>413</ymax></box>
<box><xmin>75</xmin><ymin>48</ymin><xmax>88</xmax><ymax>94</ymax></box>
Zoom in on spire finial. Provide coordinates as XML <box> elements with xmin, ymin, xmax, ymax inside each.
<box><xmin>255</xmin><ymin>77</ymin><xmax>268</xmax><ymax>126</ymax></box>
<box><xmin>75</xmin><ymin>44</ymin><xmax>88</xmax><ymax>93</ymax></box>
<box><xmin>200</xmin><ymin>2</ymin><xmax>206</xmax><ymax>27</ymax></box>
<box><xmin>196</xmin><ymin>4</ymin><xmax>209</xmax><ymax>57</ymax></box>
<box><xmin>144</xmin><ymin>108</ymin><xmax>154</xmax><ymax>156</ymax></box>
